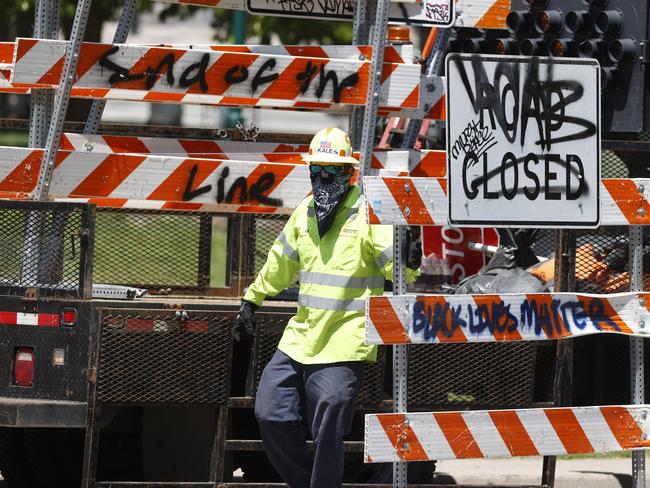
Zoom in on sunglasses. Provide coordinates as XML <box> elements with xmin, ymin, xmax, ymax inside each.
<box><xmin>309</xmin><ymin>165</ymin><xmax>354</xmax><ymax>176</ymax></box>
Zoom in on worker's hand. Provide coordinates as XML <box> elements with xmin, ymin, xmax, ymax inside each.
<box><xmin>406</xmin><ymin>227</ymin><xmax>423</xmax><ymax>270</ymax></box>
<box><xmin>233</xmin><ymin>300</ymin><xmax>259</xmax><ymax>343</ymax></box>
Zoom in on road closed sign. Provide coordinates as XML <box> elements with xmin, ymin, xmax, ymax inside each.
<box><xmin>446</xmin><ymin>54</ymin><xmax>600</xmax><ymax>228</ymax></box>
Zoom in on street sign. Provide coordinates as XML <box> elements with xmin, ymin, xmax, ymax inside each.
<box><xmin>446</xmin><ymin>54</ymin><xmax>601</xmax><ymax>228</ymax></box>
<box><xmin>423</xmin><ymin>226</ymin><xmax>499</xmax><ymax>283</ymax></box>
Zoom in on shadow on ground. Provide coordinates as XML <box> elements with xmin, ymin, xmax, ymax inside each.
<box><xmin>576</xmin><ymin>471</ymin><xmax>632</xmax><ymax>488</ymax></box>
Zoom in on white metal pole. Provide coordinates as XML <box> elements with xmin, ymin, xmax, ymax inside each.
<box><xmin>629</xmin><ymin>226</ymin><xmax>646</xmax><ymax>488</ymax></box>
<box><xmin>22</xmin><ymin>0</ymin><xmax>59</xmax><ymax>285</ymax></box>
<box><xmin>84</xmin><ymin>0</ymin><xmax>137</xmax><ymax>135</ymax></box>
<box><xmin>393</xmin><ymin>225</ymin><xmax>409</xmax><ymax>488</ymax></box>
<box><xmin>357</xmin><ymin>0</ymin><xmax>392</xmax><ymax>193</ymax></box>
<box><xmin>35</xmin><ymin>0</ymin><xmax>94</xmax><ymax>200</ymax></box>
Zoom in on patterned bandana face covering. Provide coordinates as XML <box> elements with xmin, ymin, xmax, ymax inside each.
<box><xmin>310</xmin><ymin>168</ymin><xmax>353</xmax><ymax>238</ymax></box>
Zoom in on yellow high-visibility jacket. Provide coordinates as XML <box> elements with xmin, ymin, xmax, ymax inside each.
<box><xmin>244</xmin><ymin>185</ymin><xmax>410</xmax><ymax>364</ymax></box>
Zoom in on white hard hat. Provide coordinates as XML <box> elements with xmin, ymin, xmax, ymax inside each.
<box><xmin>304</xmin><ymin>127</ymin><xmax>358</xmax><ymax>165</ymax></box>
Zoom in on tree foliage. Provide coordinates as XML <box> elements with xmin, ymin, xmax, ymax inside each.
<box><xmin>0</xmin><ymin>1</ymin><xmax>347</xmax><ymax>45</ymax></box>
<box><xmin>211</xmin><ymin>10</ymin><xmax>352</xmax><ymax>44</ymax></box>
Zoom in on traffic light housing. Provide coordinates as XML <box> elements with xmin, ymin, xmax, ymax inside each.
<box><xmin>448</xmin><ymin>0</ymin><xmax>648</xmax><ymax>133</ymax></box>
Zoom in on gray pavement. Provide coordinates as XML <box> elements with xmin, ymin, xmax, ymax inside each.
<box><xmin>0</xmin><ymin>457</ymin><xmax>642</xmax><ymax>487</ymax></box>
<box><xmin>434</xmin><ymin>456</ymin><xmax>643</xmax><ymax>488</ymax></box>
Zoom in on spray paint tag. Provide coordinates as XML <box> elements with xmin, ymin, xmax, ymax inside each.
<box><xmin>422</xmin><ymin>0</ymin><xmax>453</xmax><ymax>25</ymax></box>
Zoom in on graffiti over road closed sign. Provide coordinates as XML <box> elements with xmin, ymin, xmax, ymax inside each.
<box><xmin>246</xmin><ymin>0</ymin><xmax>456</xmax><ymax>27</ymax></box>
<box><xmin>446</xmin><ymin>54</ymin><xmax>601</xmax><ymax>228</ymax></box>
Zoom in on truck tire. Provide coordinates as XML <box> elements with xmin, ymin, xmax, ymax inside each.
<box><xmin>0</xmin><ymin>428</ymin><xmax>41</xmax><ymax>488</ymax></box>
<box><xmin>23</xmin><ymin>428</ymin><xmax>84</xmax><ymax>488</ymax></box>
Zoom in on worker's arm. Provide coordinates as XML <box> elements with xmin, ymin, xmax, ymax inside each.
<box><xmin>243</xmin><ymin>210</ymin><xmax>301</xmax><ymax>306</ymax></box>
<box><xmin>369</xmin><ymin>224</ymin><xmax>420</xmax><ymax>283</ymax></box>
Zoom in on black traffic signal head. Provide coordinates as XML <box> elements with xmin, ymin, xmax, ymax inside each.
<box><xmin>448</xmin><ymin>0</ymin><xmax>648</xmax><ymax>132</ymax></box>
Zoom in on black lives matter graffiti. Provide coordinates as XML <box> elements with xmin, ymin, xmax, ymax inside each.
<box><xmin>98</xmin><ymin>47</ymin><xmax>360</xmax><ymax>103</ymax></box>
<box><xmin>412</xmin><ymin>295</ymin><xmax>625</xmax><ymax>341</ymax></box>
<box><xmin>452</xmin><ymin>56</ymin><xmax>597</xmax><ymax>203</ymax></box>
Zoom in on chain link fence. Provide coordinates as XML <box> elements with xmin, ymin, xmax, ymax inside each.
<box><xmin>92</xmin><ymin>210</ymin><xmax>290</xmax><ymax>294</ymax></box>
<box><xmin>0</xmin><ymin>201</ymin><xmax>92</xmax><ymax>297</ymax></box>
<box><xmin>98</xmin><ymin>309</ymin><xmax>233</xmax><ymax>404</ymax></box>
<box><xmin>93</xmin><ymin>209</ymin><xmax>218</xmax><ymax>291</ymax></box>
<box><xmin>249</xmin><ymin>312</ymin><xmax>386</xmax><ymax>407</ymax></box>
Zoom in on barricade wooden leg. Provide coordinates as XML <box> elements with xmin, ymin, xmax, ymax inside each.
<box><xmin>81</xmin><ymin>401</ymin><xmax>101</xmax><ymax>488</ymax></box>
<box><xmin>209</xmin><ymin>404</ymin><xmax>230</xmax><ymax>482</ymax></box>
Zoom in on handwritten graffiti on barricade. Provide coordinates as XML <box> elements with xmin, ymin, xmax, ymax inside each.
<box><xmin>449</xmin><ymin>55</ymin><xmax>598</xmax><ymax>205</ymax></box>
<box><xmin>411</xmin><ymin>295</ymin><xmax>627</xmax><ymax>341</ymax></box>
<box><xmin>424</xmin><ymin>0</ymin><xmax>452</xmax><ymax>24</ymax></box>
<box><xmin>183</xmin><ymin>164</ymin><xmax>284</xmax><ymax>207</ymax></box>
<box><xmin>266</xmin><ymin>0</ymin><xmax>355</xmax><ymax>15</ymax></box>
<box><xmin>98</xmin><ymin>47</ymin><xmax>360</xmax><ymax>103</ymax></box>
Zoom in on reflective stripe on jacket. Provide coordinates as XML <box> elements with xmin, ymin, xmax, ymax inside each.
<box><xmin>244</xmin><ymin>185</ymin><xmax>408</xmax><ymax>364</ymax></box>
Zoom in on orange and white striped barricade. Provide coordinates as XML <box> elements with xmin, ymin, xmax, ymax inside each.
<box><xmin>0</xmin><ymin>42</ymin><xmax>13</xmax><ymax>63</ymax></box>
<box><xmin>163</xmin><ymin>44</ymin><xmax>415</xmax><ymax>65</ymax></box>
<box><xmin>0</xmin><ymin>42</ymin><xmax>28</xmax><ymax>94</ymax></box>
<box><xmin>364</xmin><ymin>176</ymin><xmax>650</xmax><ymax>227</ymax></box>
<box><xmin>365</xmin><ymin>292</ymin><xmax>650</xmax><ymax>345</ymax></box>
<box><xmin>0</xmin><ymin>41</ymin><xmax>453</xmax><ymax>121</ymax></box>
<box><xmin>0</xmin><ymin>41</ymin><xmax>445</xmax><ymax>120</ymax></box>
<box><xmin>365</xmin><ymin>405</ymin><xmax>650</xmax><ymax>462</ymax></box>
<box><xmin>0</xmin><ymin>68</ymin><xmax>29</xmax><ymax>94</ymax></box>
<box><xmin>10</xmin><ymin>39</ymin><xmax>420</xmax><ymax>112</ymax></box>
<box><xmin>60</xmin><ymin>133</ymin><xmax>310</xmax><ymax>156</ymax></box>
<box><xmin>154</xmin><ymin>0</ymin><xmax>511</xmax><ymax>29</ymax></box>
<box><xmin>58</xmin><ymin>134</ymin><xmax>447</xmax><ymax>176</ymax></box>
<box><xmin>378</xmin><ymin>75</ymin><xmax>446</xmax><ymax>121</ymax></box>
<box><xmin>0</xmin><ymin>147</ymin><xmax>309</xmax><ymax>212</ymax></box>
<box><xmin>1</xmin><ymin>41</ymin><xmax>414</xmax><ymax>67</ymax></box>
<box><xmin>0</xmin><ymin>146</ymin><xmax>447</xmax><ymax>211</ymax></box>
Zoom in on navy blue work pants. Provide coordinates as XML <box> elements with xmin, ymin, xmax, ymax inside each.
<box><xmin>254</xmin><ymin>349</ymin><xmax>364</xmax><ymax>488</ymax></box>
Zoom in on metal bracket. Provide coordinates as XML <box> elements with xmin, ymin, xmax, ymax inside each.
<box><xmin>640</xmin><ymin>41</ymin><xmax>649</xmax><ymax>65</ymax></box>
<box><xmin>235</xmin><ymin>121</ymin><xmax>260</xmax><ymax>142</ymax></box>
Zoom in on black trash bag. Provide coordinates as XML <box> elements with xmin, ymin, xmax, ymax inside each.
<box><xmin>454</xmin><ymin>245</ymin><xmax>548</xmax><ymax>295</ymax></box>
<box><xmin>496</xmin><ymin>228</ymin><xmax>543</xmax><ymax>269</ymax></box>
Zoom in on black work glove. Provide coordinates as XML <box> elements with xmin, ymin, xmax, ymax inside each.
<box><xmin>406</xmin><ymin>226</ymin><xmax>423</xmax><ymax>271</ymax></box>
<box><xmin>233</xmin><ymin>300</ymin><xmax>259</xmax><ymax>343</ymax></box>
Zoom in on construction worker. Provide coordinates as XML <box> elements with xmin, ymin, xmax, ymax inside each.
<box><xmin>233</xmin><ymin>127</ymin><xmax>421</xmax><ymax>487</ymax></box>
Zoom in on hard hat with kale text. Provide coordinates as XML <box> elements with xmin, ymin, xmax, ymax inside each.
<box><xmin>304</xmin><ymin>127</ymin><xmax>358</xmax><ymax>165</ymax></box>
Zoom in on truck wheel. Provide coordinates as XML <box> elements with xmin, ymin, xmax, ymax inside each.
<box><xmin>0</xmin><ymin>428</ymin><xmax>41</xmax><ymax>488</ymax></box>
<box><xmin>23</xmin><ymin>428</ymin><xmax>84</xmax><ymax>488</ymax></box>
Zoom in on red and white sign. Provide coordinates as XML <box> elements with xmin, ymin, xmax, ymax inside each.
<box><xmin>423</xmin><ymin>226</ymin><xmax>499</xmax><ymax>283</ymax></box>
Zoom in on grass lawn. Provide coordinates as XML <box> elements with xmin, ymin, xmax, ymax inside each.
<box><xmin>0</xmin><ymin>130</ymin><xmax>29</xmax><ymax>147</ymax></box>
<box><xmin>94</xmin><ymin>212</ymin><xmax>228</xmax><ymax>289</ymax></box>
<box><xmin>559</xmin><ymin>451</ymin><xmax>632</xmax><ymax>460</ymax></box>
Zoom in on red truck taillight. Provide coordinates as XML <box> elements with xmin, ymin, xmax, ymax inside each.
<box><xmin>14</xmin><ymin>348</ymin><xmax>34</xmax><ymax>387</ymax></box>
<box><xmin>60</xmin><ymin>307</ymin><xmax>77</xmax><ymax>327</ymax></box>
